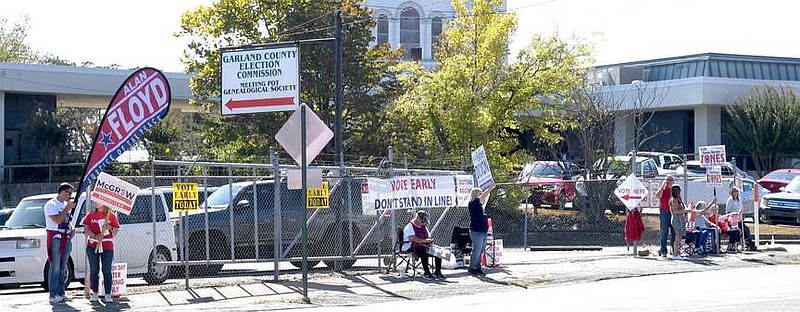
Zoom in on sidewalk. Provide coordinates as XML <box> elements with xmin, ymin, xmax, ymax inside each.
<box><xmin>9</xmin><ymin>244</ymin><xmax>800</xmax><ymax>311</ymax></box>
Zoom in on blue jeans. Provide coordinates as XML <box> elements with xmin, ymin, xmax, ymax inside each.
<box><xmin>48</xmin><ymin>237</ymin><xmax>72</xmax><ymax>298</ymax></box>
<box><xmin>86</xmin><ymin>247</ymin><xmax>114</xmax><ymax>294</ymax></box>
<box><xmin>659</xmin><ymin>211</ymin><xmax>674</xmax><ymax>254</ymax></box>
<box><xmin>469</xmin><ymin>230</ymin><xmax>487</xmax><ymax>271</ymax></box>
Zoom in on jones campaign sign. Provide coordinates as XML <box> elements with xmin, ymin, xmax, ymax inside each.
<box><xmin>699</xmin><ymin>145</ymin><xmax>726</xmax><ymax>168</ymax></box>
<box><xmin>471</xmin><ymin>146</ymin><xmax>495</xmax><ymax>191</ymax></box>
<box><xmin>92</xmin><ymin>172</ymin><xmax>139</xmax><ymax>215</ymax></box>
<box><xmin>221</xmin><ymin>45</ymin><xmax>300</xmax><ymax>114</ymax></box>
<box><xmin>77</xmin><ymin>68</ymin><xmax>171</xmax><ymax>198</ymax></box>
<box><xmin>361</xmin><ymin>176</ymin><xmax>462</xmax><ymax>211</ymax></box>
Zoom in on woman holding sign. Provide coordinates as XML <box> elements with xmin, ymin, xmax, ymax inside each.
<box><xmin>83</xmin><ymin>204</ymin><xmax>120</xmax><ymax>304</ymax></box>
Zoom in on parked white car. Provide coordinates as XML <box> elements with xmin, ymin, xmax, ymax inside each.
<box><xmin>0</xmin><ymin>189</ymin><xmax>177</xmax><ymax>289</ymax></box>
<box><xmin>627</xmin><ymin>151</ymin><xmax>683</xmax><ymax>170</ymax></box>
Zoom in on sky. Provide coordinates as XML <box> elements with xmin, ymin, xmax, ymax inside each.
<box><xmin>2</xmin><ymin>0</ymin><xmax>800</xmax><ymax>72</ymax></box>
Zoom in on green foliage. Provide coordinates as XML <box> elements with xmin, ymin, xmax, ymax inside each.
<box><xmin>178</xmin><ymin>0</ymin><xmax>401</xmax><ymax>163</ymax></box>
<box><xmin>386</xmin><ymin>0</ymin><xmax>590</xmax><ymax>179</ymax></box>
<box><xmin>20</xmin><ymin>107</ymin><xmax>70</xmax><ymax>163</ymax></box>
<box><xmin>142</xmin><ymin>113</ymin><xmax>197</xmax><ymax>160</ymax></box>
<box><xmin>0</xmin><ymin>16</ymin><xmax>38</xmax><ymax>63</ymax></box>
<box><xmin>726</xmin><ymin>86</ymin><xmax>800</xmax><ymax>176</ymax></box>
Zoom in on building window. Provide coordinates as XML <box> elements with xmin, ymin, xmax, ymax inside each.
<box><xmin>400</xmin><ymin>7</ymin><xmax>420</xmax><ymax>60</ymax></box>
<box><xmin>431</xmin><ymin>17</ymin><xmax>443</xmax><ymax>59</ymax></box>
<box><xmin>376</xmin><ymin>14</ymin><xmax>389</xmax><ymax>46</ymax></box>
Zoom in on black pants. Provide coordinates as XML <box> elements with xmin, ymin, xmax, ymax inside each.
<box><xmin>413</xmin><ymin>247</ymin><xmax>442</xmax><ymax>275</ymax></box>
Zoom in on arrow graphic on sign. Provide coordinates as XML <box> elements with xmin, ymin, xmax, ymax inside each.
<box><xmin>224</xmin><ymin>97</ymin><xmax>295</xmax><ymax>110</ymax></box>
<box><xmin>620</xmin><ymin>194</ymin><xmax>642</xmax><ymax>201</ymax></box>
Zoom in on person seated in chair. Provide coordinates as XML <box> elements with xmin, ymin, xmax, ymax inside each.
<box><xmin>403</xmin><ymin>211</ymin><xmax>444</xmax><ymax>280</ymax></box>
<box><xmin>693</xmin><ymin>200</ymin><xmax>720</xmax><ymax>255</ymax></box>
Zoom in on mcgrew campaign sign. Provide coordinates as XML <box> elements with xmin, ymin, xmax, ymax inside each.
<box><xmin>92</xmin><ymin>172</ymin><xmax>139</xmax><ymax>215</ymax></box>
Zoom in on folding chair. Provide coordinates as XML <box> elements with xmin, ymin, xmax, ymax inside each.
<box><xmin>391</xmin><ymin>227</ymin><xmax>422</xmax><ymax>277</ymax></box>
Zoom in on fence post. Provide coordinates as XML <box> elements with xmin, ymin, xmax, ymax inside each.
<box><xmin>204</xmin><ymin>165</ymin><xmax>211</xmax><ymax>266</ymax></box>
<box><xmin>253</xmin><ymin>167</ymin><xmax>259</xmax><ymax>261</ymax></box>
<box><xmin>683</xmin><ymin>154</ymin><xmax>688</xmax><ymax>204</ymax></box>
<box><xmin>272</xmin><ymin>149</ymin><xmax>282</xmax><ymax>282</ymax></box>
<box><xmin>524</xmin><ymin>188</ymin><xmax>529</xmax><ymax>248</ymax></box>
<box><xmin>228</xmin><ymin>165</ymin><xmax>235</xmax><ymax>261</ymax></box>
<box><xmin>388</xmin><ymin>146</ymin><xmax>396</xmax><ymax>268</ymax></box>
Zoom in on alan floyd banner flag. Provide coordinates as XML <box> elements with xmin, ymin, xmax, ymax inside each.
<box><xmin>76</xmin><ymin>67</ymin><xmax>172</xmax><ymax>197</ymax></box>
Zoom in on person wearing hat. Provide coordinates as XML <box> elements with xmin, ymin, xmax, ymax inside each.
<box><xmin>44</xmin><ymin>182</ymin><xmax>76</xmax><ymax>304</ymax></box>
<box><xmin>725</xmin><ymin>187</ymin><xmax>755</xmax><ymax>251</ymax></box>
<box><xmin>402</xmin><ymin>211</ymin><xmax>444</xmax><ymax>279</ymax></box>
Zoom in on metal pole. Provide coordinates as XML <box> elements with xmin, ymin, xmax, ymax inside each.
<box><xmin>334</xmin><ymin>8</ymin><xmax>343</xmax><ymax>167</ymax></box>
<box><xmin>253</xmin><ymin>167</ymin><xmax>259</xmax><ymax>261</ymax></box>
<box><xmin>272</xmin><ymin>149</ymin><xmax>282</xmax><ymax>281</ymax></box>
<box><xmin>151</xmin><ymin>159</ymin><xmax>157</xmax><ymax>270</ymax></box>
<box><xmin>524</xmin><ymin>189</ymin><xmax>529</xmax><ymax>248</ymax></box>
<box><xmin>387</xmin><ymin>146</ymin><xmax>396</xmax><ymax>268</ymax></box>
<box><xmin>204</xmin><ymin>166</ymin><xmax>210</xmax><ymax>264</ymax></box>
<box><xmin>683</xmin><ymin>154</ymin><xmax>688</xmax><ymax>204</ymax></box>
<box><xmin>300</xmin><ymin>104</ymin><xmax>310</xmax><ymax>304</ymax></box>
<box><xmin>228</xmin><ymin>165</ymin><xmax>235</xmax><ymax>261</ymax></box>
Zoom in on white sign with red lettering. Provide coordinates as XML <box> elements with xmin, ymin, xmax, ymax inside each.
<box><xmin>92</xmin><ymin>172</ymin><xmax>139</xmax><ymax>216</ymax></box>
<box><xmin>699</xmin><ymin>145</ymin><xmax>726</xmax><ymax>168</ymax></box>
<box><xmin>361</xmin><ymin>176</ymin><xmax>460</xmax><ymax>211</ymax></box>
<box><xmin>614</xmin><ymin>174</ymin><xmax>649</xmax><ymax>211</ymax></box>
<box><xmin>98</xmin><ymin>262</ymin><xmax>127</xmax><ymax>297</ymax></box>
<box><xmin>706</xmin><ymin>166</ymin><xmax>723</xmax><ymax>186</ymax></box>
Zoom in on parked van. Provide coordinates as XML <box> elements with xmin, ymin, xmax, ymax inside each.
<box><xmin>0</xmin><ymin>190</ymin><xmax>177</xmax><ymax>290</ymax></box>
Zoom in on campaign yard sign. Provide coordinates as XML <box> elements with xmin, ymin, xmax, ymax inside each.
<box><xmin>706</xmin><ymin>166</ymin><xmax>723</xmax><ymax>186</ymax></box>
<box><xmin>221</xmin><ymin>45</ymin><xmax>300</xmax><ymax>115</ymax></box>
<box><xmin>699</xmin><ymin>145</ymin><xmax>726</xmax><ymax>168</ymax></box>
<box><xmin>172</xmin><ymin>183</ymin><xmax>199</xmax><ymax>212</ymax></box>
<box><xmin>471</xmin><ymin>146</ymin><xmax>495</xmax><ymax>191</ymax></box>
<box><xmin>361</xmin><ymin>176</ymin><xmax>460</xmax><ymax>211</ymax></box>
<box><xmin>98</xmin><ymin>263</ymin><xmax>127</xmax><ymax>297</ymax></box>
<box><xmin>91</xmin><ymin>172</ymin><xmax>139</xmax><ymax>215</ymax></box>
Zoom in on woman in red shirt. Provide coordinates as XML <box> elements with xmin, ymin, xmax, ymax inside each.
<box><xmin>82</xmin><ymin>204</ymin><xmax>120</xmax><ymax>303</ymax></box>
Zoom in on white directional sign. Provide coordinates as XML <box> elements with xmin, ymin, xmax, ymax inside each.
<box><xmin>275</xmin><ymin>105</ymin><xmax>333</xmax><ymax>166</ymax></box>
<box><xmin>220</xmin><ymin>45</ymin><xmax>300</xmax><ymax>115</ymax></box>
<box><xmin>614</xmin><ymin>174</ymin><xmax>649</xmax><ymax>211</ymax></box>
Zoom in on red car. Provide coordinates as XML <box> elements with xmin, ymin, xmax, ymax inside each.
<box><xmin>516</xmin><ymin>161</ymin><xmax>581</xmax><ymax>209</ymax></box>
<box><xmin>757</xmin><ymin>169</ymin><xmax>800</xmax><ymax>193</ymax></box>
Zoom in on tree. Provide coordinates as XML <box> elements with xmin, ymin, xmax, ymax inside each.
<box><xmin>725</xmin><ymin>86</ymin><xmax>800</xmax><ymax>176</ymax></box>
<box><xmin>142</xmin><ymin>112</ymin><xmax>198</xmax><ymax>159</ymax></box>
<box><xmin>178</xmin><ymin>0</ymin><xmax>401</xmax><ymax>163</ymax></box>
<box><xmin>0</xmin><ymin>16</ymin><xmax>39</xmax><ymax>63</ymax></box>
<box><xmin>385</xmin><ymin>0</ymin><xmax>590</xmax><ymax>179</ymax></box>
<box><xmin>20</xmin><ymin>107</ymin><xmax>70</xmax><ymax>163</ymax></box>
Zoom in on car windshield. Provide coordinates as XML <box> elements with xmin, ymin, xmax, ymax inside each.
<box><xmin>764</xmin><ymin>171</ymin><xmax>800</xmax><ymax>181</ymax></box>
<box><xmin>5</xmin><ymin>198</ymin><xmax>49</xmax><ymax>229</ymax></box>
<box><xmin>202</xmin><ymin>184</ymin><xmax>245</xmax><ymax>207</ymax></box>
<box><xmin>522</xmin><ymin>163</ymin><xmax>564</xmax><ymax>178</ymax></box>
<box><xmin>784</xmin><ymin>177</ymin><xmax>800</xmax><ymax>193</ymax></box>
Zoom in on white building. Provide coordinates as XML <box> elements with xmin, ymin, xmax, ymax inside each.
<box><xmin>592</xmin><ymin>53</ymin><xmax>800</xmax><ymax>168</ymax></box>
<box><xmin>364</xmin><ymin>0</ymin><xmax>507</xmax><ymax>68</ymax></box>
<box><xmin>0</xmin><ymin>63</ymin><xmax>193</xmax><ymax>181</ymax></box>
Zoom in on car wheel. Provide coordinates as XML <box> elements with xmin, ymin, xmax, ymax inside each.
<box><xmin>144</xmin><ymin>249</ymin><xmax>171</xmax><ymax>285</ymax></box>
<box><xmin>290</xmin><ymin>260</ymin><xmax>321</xmax><ymax>269</ymax></box>
<box><xmin>322</xmin><ymin>224</ymin><xmax>361</xmax><ymax>270</ymax></box>
<box><xmin>557</xmin><ymin>193</ymin><xmax>569</xmax><ymax>210</ymax></box>
<box><xmin>42</xmin><ymin>259</ymin><xmax>73</xmax><ymax>291</ymax></box>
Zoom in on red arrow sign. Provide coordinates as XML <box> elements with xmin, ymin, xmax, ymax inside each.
<box><xmin>224</xmin><ymin>97</ymin><xmax>295</xmax><ymax>110</ymax></box>
<box><xmin>620</xmin><ymin>194</ymin><xmax>643</xmax><ymax>201</ymax></box>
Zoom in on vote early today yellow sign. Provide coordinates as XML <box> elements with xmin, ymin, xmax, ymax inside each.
<box><xmin>172</xmin><ymin>182</ymin><xmax>199</xmax><ymax>211</ymax></box>
<box><xmin>307</xmin><ymin>181</ymin><xmax>330</xmax><ymax>209</ymax></box>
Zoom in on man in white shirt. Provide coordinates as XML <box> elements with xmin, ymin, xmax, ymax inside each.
<box><xmin>44</xmin><ymin>182</ymin><xmax>76</xmax><ymax>304</ymax></box>
<box><xmin>403</xmin><ymin>211</ymin><xmax>443</xmax><ymax>280</ymax></box>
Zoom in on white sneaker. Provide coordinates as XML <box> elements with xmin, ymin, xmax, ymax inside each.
<box><xmin>90</xmin><ymin>294</ymin><xmax>99</xmax><ymax>303</ymax></box>
<box><xmin>105</xmin><ymin>296</ymin><xmax>114</xmax><ymax>304</ymax></box>
<box><xmin>672</xmin><ymin>255</ymin><xmax>685</xmax><ymax>260</ymax></box>
<box><xmin>49</xmin><ymin>296</ymin><xmax>64</xmax><ymax>304</ymax></box>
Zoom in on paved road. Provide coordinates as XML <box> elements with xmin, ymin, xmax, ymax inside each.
<box><xmin>311</xmin><ymin>265</ymin><xmax>800</xmax><ymax>312</ymax></box>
